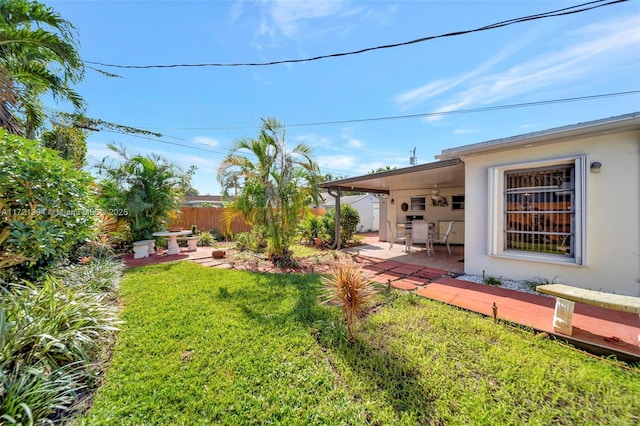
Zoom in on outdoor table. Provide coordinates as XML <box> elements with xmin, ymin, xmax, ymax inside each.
<box><xmin>152</xmin><ymin>230</ymin><xmax>192</xmax><ymax>255</ymax></box>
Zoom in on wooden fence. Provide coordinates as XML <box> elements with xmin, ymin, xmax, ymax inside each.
<box><xmin>174</xmin><ymin>207</ymin><xmax>326</xmax><ymax>236</ymax></box>
<box><xmin>174</xmin><ymin>207</ymin><xmax>251</xmax><ymax>235</ymax></box>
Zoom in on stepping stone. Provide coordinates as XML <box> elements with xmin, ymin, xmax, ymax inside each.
<box><xmin>390</xmin><ymin>280</ymin><xmax>418</xmax><ymax>291</ymax></box>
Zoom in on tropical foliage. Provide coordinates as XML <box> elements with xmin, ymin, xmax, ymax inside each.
<box><xmin>96</xmin><ymin>144</ymin><xmax>196</xmax><ymax>242</ymax></box>
<box><xmin>41</xmin><ymin>123</ymin><xmax>88</xmax><ymax>168</ymax></box>
<box><xmin>0</xmin><ymin>129</ymin><xmax>95</xmax><ymax>281</ymax></box>
<box><xmin>217</xmin><ymin>117</ymin><xmax>321</xmax><ymax>266</ymax></box>
<box><xmin>0</xmin><ymin>0</ymin><xmax>84</xmax><ymax>138</ymax></box>
<box><xmin>322</xmin><ymin>262</ymin><xmax>379</xmax><ymax>340</ymax></box>
<box><xmin>0</xmin><ymin>263</ymin><xmax>120</xmax><ymax>424</ymax></box>
<box><xmin>322</xmin><ymin>204</ymin><xmax>360</xmax><ymax>246</ymax></box>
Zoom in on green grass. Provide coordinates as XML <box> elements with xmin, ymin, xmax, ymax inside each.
<box><xmin>79</xmin><ymin>262</ymin><xmax>640</xmax><ymax>425</ymax></box>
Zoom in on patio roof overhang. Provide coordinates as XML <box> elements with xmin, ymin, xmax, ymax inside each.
<box><xmin>319</xmin><ymin>158</ymin><xmax>464</xmax><ymax>195</ymax></box>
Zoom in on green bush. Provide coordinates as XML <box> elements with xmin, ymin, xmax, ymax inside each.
<box><xmin>234</xmin><ymin>227</ymin><xmax>267</xmax><ymax>253</ymax></box>
<box><xmin>96</xmin><ymin>145</ymin><xmax>195</xmax><ymax>242</ymax></box>
<box><xmin>298</xmin><ymin>214</ymin><xmax>325</xmax><ymax>242</ymax></box>
<box><xmin>197</xmin><ymin>231</ymin><xmax>215</xmax><ymax>247</ymax></box>
<box><xmin>322</xmin><ymin>205</ymin><xmax>360</xmax><ymax>245</ymax></box>
<box><xmin>53</xmin><ymin>258</ymin><xmax>123</xmax><ymax>293</ymax></box>
<box><xmin>0</xmin><ymin>129</ymin><xmax>96</xmax><ymax>281</ymax></box>
<box><xmin>0</xmin><ymin>275</ymin><xmax>119</xmax><ymax>423</ymax></box>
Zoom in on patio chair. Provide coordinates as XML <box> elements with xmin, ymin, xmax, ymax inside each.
<box><xmin>433</xmin><ymin>221</ymin><xmax>455</xmax><ymax>255</ymax></box>
<box><xmin>387</xmin><ymin>220</ymin><xmax>411</xmax><ymax>253</ymax></box>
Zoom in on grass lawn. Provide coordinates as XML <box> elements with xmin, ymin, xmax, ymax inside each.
<box><xmin>79</xmin><ymin>262</ymin><xmax>640</xmax><ymax>425</ymax></box>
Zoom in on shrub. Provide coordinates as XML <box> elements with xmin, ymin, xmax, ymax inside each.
<box><xmin>322</xmin><ymin>262</ymin><xmax>379</xmax><ymax>341</ymax></box>
<box><xmin>234</xmin><ymin>227</ymin><xmax>267</xmax><ymax>253</ymax></box>
<box><xmin>0</xmin><ymin>276</ymin><xmax>119</xmax><ymax>423</ymax></box>
<box><xmin>0</xmin><ymin>129</ymin><xmax>96</xmax><ymax>281</ymax></box>
<box><xmin>298</xmin><ymin>214</ymin><xmax>325</xmax><ymax>242</ymax></box>
<box><xmin>197</xmin><ymin>231</ymin><xmax>215</xmax><ymax>247</ymax></box>
<box><xmin>322</xmin><ymin>205</ymin><xmax>360</xmax><ymax>245</ymax></box>
<box><xmin>96</xmin><ymin>144</ymin><xmax>195</xmax><ymax>242</ymax></box>
<box><xmin>53</xmin><ymin>258</ymin><xmax>123</xmax><ymax>293</ymax></box>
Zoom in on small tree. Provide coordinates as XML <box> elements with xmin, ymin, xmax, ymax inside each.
<box><xmin>0</xmin><ymin>129</ymin><xmax>95</xmax><ymax>281</ymax></box>
<box><xmin>322</xmin><ymin>205</ymin><xmax>360</xmax><ymax>246</ymax></box>
<box><xmin>218</xmin><ymin>117</ymin><xmax>321</xmax><ymax>266</ymax></box>
<box><xmin>96</xmin><ymin>144</ymin><xmax>195</xmax><ymax>242</ymax></box>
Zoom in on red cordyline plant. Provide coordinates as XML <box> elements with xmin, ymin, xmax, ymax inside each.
<box><xmin>322</xmin><ymin>262</ymin><xmax>379</xmax><ymax>341</ymax></box>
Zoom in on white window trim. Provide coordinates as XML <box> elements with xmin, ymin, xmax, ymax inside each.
<box><xmin>488</xmin><ymin>155</ymin><xmax>588</xmax><ymax>266</ymax></box>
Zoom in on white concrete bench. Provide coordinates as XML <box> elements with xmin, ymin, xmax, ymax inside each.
<box><xmin>177</xmin><ymin>236</ymin><xmax>199</xmax><ymax>252</ymax></box>
<box><xmin>133</xmin><ymin>239</ymin><xmax>157</xmax><ymax>258</ymax></box>
<box><xmin>536</xmin><ymin>284</ymin><xmax>640</xmax><ymax>335</ymax></box>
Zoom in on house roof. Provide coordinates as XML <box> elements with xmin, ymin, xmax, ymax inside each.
<box><xmin>318</xmin><ymin>158</ymin><xmax>464</xmax><ymax>194</ymax></box>
<box><xmin>437</xmin><ymin>111</ymin><xmax>640</xmax><ymax>160</ymax></box>
<box><xmin>318</xmin><ymin>112</ymin><xmax>639</xmax><ymax>195</ymax></box>
<box><xmin>324</xmin><ymin>194</ymin><xmax>379</xmax><ymax>207</ymax></box>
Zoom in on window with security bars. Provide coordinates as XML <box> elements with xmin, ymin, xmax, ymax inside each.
<box><xmin>504</xmin><ymin>165</ymin><xmax>574</xmax><ymax>256</ymax></box>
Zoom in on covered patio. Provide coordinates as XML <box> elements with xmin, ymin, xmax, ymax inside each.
<box><xmin>319</xmin><ymin>158</ymin><xmax>466</xmax><ymax>259</ymax></box>
<box><xmin>346</xmin><ymin>232</ymin><xmax>464</xmax><ymax>275</ymax></box>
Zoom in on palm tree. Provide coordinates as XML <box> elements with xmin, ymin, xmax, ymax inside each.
<box><xmin>97</xmin><ymin>144</ymin><xmax>195</xmax><ymax>241</ymax></box>
<box><xmin>0</xmin><ymin>0</ymin><xmax>84</xmax><ymax>138</ymax></box>
<box><xmin>218</xmin><ymin>117</ymin><xmax>321</xmax><ymax>266</ymax></box>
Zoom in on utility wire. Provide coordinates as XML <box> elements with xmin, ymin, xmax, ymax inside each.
<box><xmin>154</xmin><ymin>90</ymin><xmax>640</xmax><ymax>131</ymax></box>
<box><xmin>95</xmin><ymin>89</ymin><xmax>639</xmax><ymax>177</ymax></box>
<box><xmin>85</xmin><ymin>0</ymin><xmax>629</xmax><ymax>69</ymax></box>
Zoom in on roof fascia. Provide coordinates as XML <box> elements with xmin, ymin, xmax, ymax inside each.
<box><xmin>437</xmin><ymin>112</ymin><xmax>640</xmax><ymax>160</ymax></box>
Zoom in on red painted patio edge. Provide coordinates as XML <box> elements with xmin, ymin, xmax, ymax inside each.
<box><xmin>415</xmin><ymin>277</ymin><xmax>640</xmax><ymax>360</ymax></box>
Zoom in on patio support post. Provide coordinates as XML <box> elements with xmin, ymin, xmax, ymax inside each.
<box><xmin>328</xmin><ymin>187</ymin><xmax>341</xmax><ymax>250</ymax></box>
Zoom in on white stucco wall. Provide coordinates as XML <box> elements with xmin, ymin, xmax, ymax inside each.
<box><xmin>385</xmin><ymin>187</ymin><xmax>465</xmax><ymax>237</ymax></box>
<box><xmin>463</xmin><ymin>130</ymin><xmax>640</xmax><ymax>296</ymax></box>
<box><xmin>351</xmin><ymin>195</ymin><xmax>379</xmax><ymax>232</ymax></box>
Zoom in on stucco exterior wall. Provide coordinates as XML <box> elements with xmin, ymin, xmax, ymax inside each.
<box><xmin>463</xmin><ymin>130</ymin><xmax>640</xmax><ymax>296</ymax></box>
<box><xmin>386</xmin><ymin>187</ymin><xmax>465</xmax><ymax>236</ymax></box>
<box><xmin>351</xmin><ymin>195</ymin><xmax>379</xmax><ymax>232</ymax></box>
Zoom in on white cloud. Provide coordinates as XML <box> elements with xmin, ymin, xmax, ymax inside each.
<box><xmin>192</xmin><ymin>136</ymin><xmax>220</xmax><ymax>147</ymax></box>
<box><xmin>399</xmin><ymin>15</ymin><xmax>639</xmax><ymax>122</ymax></box>
<box><xmin>394</xmin><ymin>30</ymin><xmax>538</xmax><ymax>109</ymax></box>
<box><xmin>316</xmin><ymin>154</ymin><xmax>355</xmax><ymax>169</ymax></box>
<box><xmin>256</xmin><ymin>0</ymin><xmax>348</xmax><ymax>37</ymax></box>
<box><xmin>347</xmin><ymin>138</ymin><xmax>363</xmax><ymax>148</ymax></box>
<box><xmin>453</xmin><ymin>128</ymin><xmax>478</xmax><ymax>135</ymax></box>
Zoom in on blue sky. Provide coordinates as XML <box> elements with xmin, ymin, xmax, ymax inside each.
<box><xmin>48</xmin><ymin>0</ymin><xmax>640</xmax><ymax>194</ymax></box>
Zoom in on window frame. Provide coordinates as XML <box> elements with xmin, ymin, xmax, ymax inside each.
<box><xmin>488</xmin><ymin>156</ymin><xmax>588</xmax><ymax>266</ymax></box>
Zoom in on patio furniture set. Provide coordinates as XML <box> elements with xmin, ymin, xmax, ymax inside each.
<box><xmin>132</xmin><ymin>230</ymin><xmax>198</xmax><ymax>259</ymax></box>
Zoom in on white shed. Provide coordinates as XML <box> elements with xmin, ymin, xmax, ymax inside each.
<box><xmin>325</xmin><ymin>194</ymin><xmax>380</xmax><ymax>232</ymax></box>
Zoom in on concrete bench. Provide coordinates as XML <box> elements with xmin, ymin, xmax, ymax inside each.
<box><xmin>133</xmin><ymin>239</ymin><xmax>157</xmax><ymax>258</ymax></box>
<box><xmin>536</xmin><ymin>284</ymin><xmax>640</xmax><ymax>335</ymax></box>
<box><xmin>177</xmin><ymin>236</ymin><xmax>199</xmax><ymax>252</ymax></box>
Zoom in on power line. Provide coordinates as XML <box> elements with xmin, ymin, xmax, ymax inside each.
<box><xmin>85</xmin><ymin>0</ymin><xmax>628</xmax><ymax>69</ymax></box>
<box><xmin>156</xmin><ymin>90</ymin><xmax>640</xmax><ymax>131</ymax></box>
<box><xmin>94</xmin><ymin>90</ymin><xmax>638</xmax><ymax>177</ymax></box>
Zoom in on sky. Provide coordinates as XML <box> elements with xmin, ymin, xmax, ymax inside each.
<box><xmin>46</xmin><ymin>0</ymin><xmax>640</xmax><ymax>195</ymax></box>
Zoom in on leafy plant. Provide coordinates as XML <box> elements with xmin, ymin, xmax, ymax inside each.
<box><xmin>96</xmin><ymin>144</ymin><xmax>195</xmax><ymax>242</ymax></box>
<box><xmin>484</xmin><ymin>275</ymin><xmax>502</xmax><ymax>286</ymax></box>
<box><xmin>322</xmin><ymin>204</ymin><xmax>360</xmax><ymax>246</ymax></box>
<box><xmin>0</xmin><ymin>0</ymin><xmax>85</xmax><ymax>138</ymax></box>
<box><xmin>298</xmin><ymin>213</ymin><xmax>325</xmax><ymax>243</ymax></box>
<box><xmin>322</xmin><ymin>262</ymin><xmax>379</xmax><ymax>341</ymax></box>
<box><xmin>0</xmin><ymin>129</ymin><xmax>95</xmax><ymax>281</ymax></box>
<box><xmin>197</xmin><ymin>231</ymin><xmax>214</xmax><ymax>247</ymax></box>
<box><xmin>523</xmin><ymin>276</ymin><xmax>561</xmax><ymax>293</ymax></box>
<box><xmin>217</xmin><ymin>117</ymin><xmax>321</xmax><ymax>266</ymax></box>
<box><xmin>234</xmin><ymin>227</ymin><xmax>267</xmax><ymax>253</ymax></box>
<box><xmin>0</xmin><ymin>276</ymin><xmax>119</xmax><ymax>423</ymax></box>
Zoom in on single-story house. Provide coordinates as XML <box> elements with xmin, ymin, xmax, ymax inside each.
<box><xmin>324</xmin><ymin>194</ymin><xmax>380</xmax><ymax>232</ymax></box>
<box><xmin>182</xmin><ymin>195</ymin><xmax>230</xmax><ymax>208</ymax></box>
<box><xmin>320</xmin><ymin>112</ymin><xmax>640</xmax><ymax>296</ymax></box>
